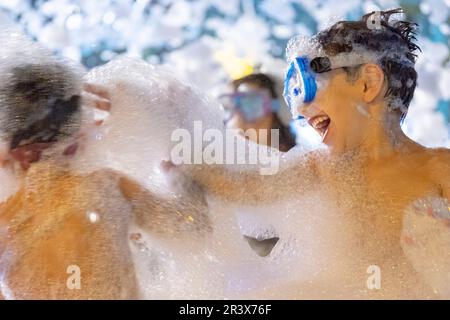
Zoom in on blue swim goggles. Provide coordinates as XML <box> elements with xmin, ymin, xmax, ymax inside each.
<box><xmin>219</xmin><ymin>91</ymin><xmax>280</xmax><ymax>124</ymax></box>
<box><xmin>284</xmin><ymin>55</ymin><xmax>369</xmax><ymax>119</ymax></box>
<box><xmin>283</xmin><ymin>56</ymin><xmax>335</xmax><ymax>116</ymax></box>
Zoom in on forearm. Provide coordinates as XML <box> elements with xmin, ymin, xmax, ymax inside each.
<box><xmin>120</xmin><ymin>176</ymin><xmax>211</xmax><ymax>237</ymax></box>
<box><xmin>180</xmin><ymin>153</ymin><xmax>319</xmax><ymax>205</ymax></box>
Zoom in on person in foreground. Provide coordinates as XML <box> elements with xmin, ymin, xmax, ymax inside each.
<box><xmin>0</xmin><ymin>34</ymin><xmax>210</xmax><ymax>299</ymax></box>
<box><xmin>166</xmin><ymin>9</ymin><xmax>450</xmax><ymax>298</ymax></box>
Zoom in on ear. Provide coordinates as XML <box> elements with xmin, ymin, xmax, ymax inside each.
<box><xmin>360</xmin><ymin>64</ymin><xmax>385</xmax><ymax>103</ymax></box>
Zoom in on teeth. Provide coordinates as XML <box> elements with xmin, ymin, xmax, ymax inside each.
<box><xmin>311</xmin><ymin>116</ymin><xmax>330</xmax><ymax>129</ymax></box>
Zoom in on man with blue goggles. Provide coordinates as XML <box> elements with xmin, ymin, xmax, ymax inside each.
<box><xmin>166</xmin><ymin>9</ymin><xmax>450</xmax><ymax>299</ymax></box>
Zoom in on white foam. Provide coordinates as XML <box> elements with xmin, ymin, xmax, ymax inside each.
<box><xmin>78</xmin><ymin>57</ymin><xmax>225</xmax><ymax>191</ymax></box>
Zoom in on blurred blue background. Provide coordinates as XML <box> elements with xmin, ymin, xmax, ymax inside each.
<box><xmin>0</xmin><ymin>0</ymin><xmax>449</xmax><ymax>147</ymax></box>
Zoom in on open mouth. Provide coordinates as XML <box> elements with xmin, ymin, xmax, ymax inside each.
<box><xmin>308</xmin><ymin>113</ymin><xmax>331</xmax><ymax>141</ymax></box>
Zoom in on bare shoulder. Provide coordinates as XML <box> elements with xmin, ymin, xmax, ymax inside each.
<box><xmin>433</xmin><ymin>147</ymin><xmax>450</xmax><ymax>160</ymax></box>
<box><xmin>426</xmin><ymin>147</ymin><xmax>450</xmax><ymax>169</ymax></box>
<box><xmin>425</xmin><ymin>147</ymin><xmax>450</xmax><ymax>198</ymax></box>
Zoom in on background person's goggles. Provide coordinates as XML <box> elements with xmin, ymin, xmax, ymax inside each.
<box><xmin>219</xmin><ymin>92</ymin><xmax>280</xmax><ymax>123</ymax></box>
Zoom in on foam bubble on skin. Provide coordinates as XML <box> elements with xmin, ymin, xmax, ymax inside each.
<box><xmin>218</xmin><ymin>152</ymin><xmax>376</xmax><ymax>299</ymax></box>
<box><xmin>401</xmin><ymin>196</ymin><xmax>450</xmax><ymax>298</ymax></box>
<box><xmin>130</xmin><ymin>223</ymin><xmax>225</xmax><ymax>299</ymax></box>
<box><xmin>356</xmin><ymin>104</ymin><xmax>371</xmax><ymax>118</ymax></box>
<box><xmin>1</xmin><ymin>165</ymin><xmax>138</xmax><ymax>299</ymax></box>
<box><xmin>230</xmin><ymin>194</ymin><xmax>351</xmax><ymax>297</ymax></box>
<box><xmin>229</xmin><ymin>149</ymin><xmax>450</xmax><ymax>299</ymax></box>
<box><xmin>1</xmin><ymin>53</ymin><xmax>284</xmax><ymax>299</ymax></box>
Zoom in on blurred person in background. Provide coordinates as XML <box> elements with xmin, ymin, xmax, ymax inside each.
<box><xmin>219</xmin><ymin>73</ymin><xmax>296</xmax><ymax>152</ymax></box>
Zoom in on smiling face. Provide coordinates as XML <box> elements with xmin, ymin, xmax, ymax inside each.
<box><xmin>297</xmin><ymin>65</ymin><xmax>387</xmax><ymax>153</ymax></box>
<box><xmin>286</xmin><ymin>9</ymin><xmax>421</xmax><ymax>154</ymax></box>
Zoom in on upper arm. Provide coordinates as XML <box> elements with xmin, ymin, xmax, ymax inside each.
<box><xmin>118</xmin><ymin>173</ymin><xmax>211</xmax><ymax>236</ymax></box>
<box><xmin>118</xmin><ymin>174</ymin><xmax>146</xmax><ymax>201</ymax></box>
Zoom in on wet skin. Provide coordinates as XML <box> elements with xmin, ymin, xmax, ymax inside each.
<box><xmin>176</xmin><ymin>64</ymin><xmax>450</xmax><ymax>298</ymax></box>
<box><xmin>0</xmin><ymin>161</ymin><xmax>210</xmax><ymax>299</ymax></box>
<box><xmin>0</xmin><ymin>86</ymin><xmax>210</xmax><ymax>299</ymax></box>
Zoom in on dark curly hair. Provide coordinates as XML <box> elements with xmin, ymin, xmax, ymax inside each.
<box><xmin>315</xmin><ymin>8</ymin><xmax>421</xmax><ymax>120</ymax></box>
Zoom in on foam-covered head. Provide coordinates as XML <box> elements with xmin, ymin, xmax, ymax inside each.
<box><xmin>0</xmin><ymin>32</ymin><xmax>84</xmax><ymax>164</ymax></box>
<box><xmin>315</xmin><ymin>8</ymin><xmax>419</xmax><ymax>113</ymax></box>
<box><xmin>285</xmin><ymin>8</ymin><xmax>420</xmax><ymax>152</ymax></box>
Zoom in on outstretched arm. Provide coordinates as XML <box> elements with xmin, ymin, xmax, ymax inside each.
<box><xmin>165</xmin><ymin>150</ymin><xmax>321</xmax><ymax>205</ymax></box>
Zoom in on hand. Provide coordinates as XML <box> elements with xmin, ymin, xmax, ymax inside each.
<box><xmin>70</xmin><ymin>83</ymin><xmax>112</xmax><ymax>153</ymax></box>
<box><xmin>160</xmin><ymin>159</ymin><xmax>183</xmax><ymax>190</ymax></box>
<box><xmin>82</xmin><ymin>83</ymin><xmax>111</xmax><ymax>126</ymax></box>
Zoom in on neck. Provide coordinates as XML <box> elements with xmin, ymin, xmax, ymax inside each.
<box><xmin>333</xmin><ymin>103</ymin><xmax>415</xmax><ymax>160</ymax></box>
<box><xmin>358</xmin><ymin>107</ymin><xmax>412</xmax><ymax>160</ymax></box>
